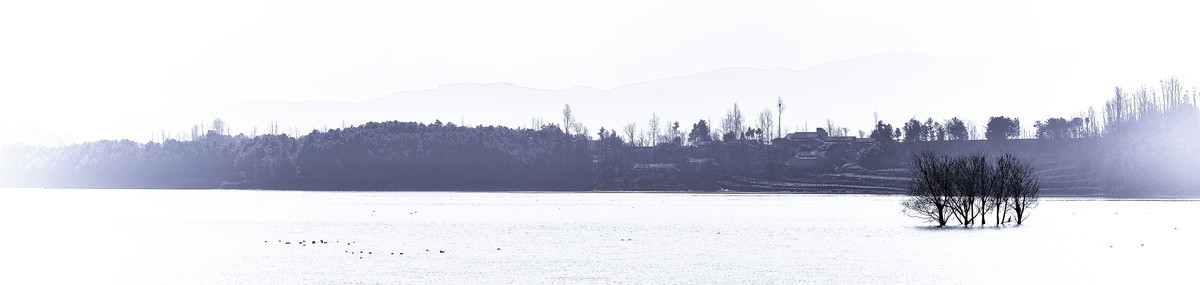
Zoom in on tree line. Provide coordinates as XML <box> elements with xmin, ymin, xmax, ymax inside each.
<box><xmin>1</xmin><ymin>77</ymin><xmax>1196</xmax><ymax>195</ymax></box>
<box><xmin>1092</xmin><ymin>77</ymin><xmax>1200</xmax><ymax>196</ymax></box>
<box><xmin>0</xmin><ymin>121</ymin><xmax>592</xmax><ymax>190</ymax></box>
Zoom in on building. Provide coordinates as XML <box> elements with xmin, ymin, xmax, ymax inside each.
<box><xmin>784</xmin><ymin>127</ymin><xmax>832</xmax><ymax>141</ymax></box>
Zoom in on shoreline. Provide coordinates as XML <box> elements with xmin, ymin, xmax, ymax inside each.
<box><xmin>5</xmin><ymin>187</ymin><xmax>1198</xmax><ymax>199</ymax></box>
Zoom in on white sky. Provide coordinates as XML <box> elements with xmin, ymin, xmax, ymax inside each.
<box><xmin>2</xmin><ymin>0</ymin><xmax>1199</xmax><ymax>145</ymax></box>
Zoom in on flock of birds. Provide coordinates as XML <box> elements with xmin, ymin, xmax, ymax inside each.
<box><xmin>260</xmin><ymin>210</ymin><xmax>481</xmax><ymax>259</ymax></box>
<box><xmin>262</xmin><ymin>210</ymin><xmax>644</xmax><ymax>259</ymax></box>
<box><xmin>263</xmin><ymin>236</ymin><xmax>642</xmax><ymax>259</ymax></box>
<box><xmin>264</xmin><ymin>239</ymin><xmax>499</xmax><ymax>259</ymax></box>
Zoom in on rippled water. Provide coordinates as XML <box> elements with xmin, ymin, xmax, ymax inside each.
<box><xmin>1</xmin><ymin>189</ymin><xmax>1196</xmax><ymax>284</ymax></box>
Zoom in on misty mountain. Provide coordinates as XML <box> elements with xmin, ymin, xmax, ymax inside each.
<box><xmin>176</xmin><ymin>52</ymin><xmax>1093</xmax><ymax>138</ymax></box>
<box><xmin>12</xmin><ymin>52</ymin><xmax>1100</xmax><ymax>146</ymax></box>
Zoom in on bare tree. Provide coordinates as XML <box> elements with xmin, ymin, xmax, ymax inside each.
<box><xmin>648</xmin><ymin>113</ymin><xmax>661</xmax><ymax>145</ymax></box>
<box><xmin>531</xmin><ymin>117</ymin><xmax>545</xmax><ymax>130</ymax></box>
<box><xmin>708</xmin><ymin>116</ymin><xmax>720</xmax><ymax>141</ymax></box>
<box><xmin>978</xmin><ymin>174</ymin><xmax>995</xmax><ymax>225</ymax></box>
<box><xmin>903</xmin><ymin>152</ymin><xmax>953</xmax><ymax>227</ymax></box>
<box><xmin>211</xmin><ymin>118</ymin><xmax>227</xmax><ymax>136</ymax></box>
<box><xmin>1086</xmin><ymin>106</ymin><xmax>1099</xmax><ymax>137</ymax></box>
<box><xmin>826</xmin><ymin>119</ymin><xmax>836</xmax><ymax>137</ymax></box>
<box><xmin>990</xmin><ymin>154</ymin><xmax>1017</xmax><ymax>224</ymax></box>
<box><xmin>571</xmin><ymin>123</ymin><xmax>587</xmax><ymax>139</ymax></box>
<box><xmin>562</xmin><ymin>104</ymin><xmax>575</xmax><ymax>136</ymax></box>
<box><xmin>966</xmin><ymin>121</ymin><xmax>978</xmax><ymax>140</ymax></box>
<box><xmin>1002</xmin><ymin>154</ymin><xmax>1040</xmax><ymax>225</ymax></box>
<box><xmin>1105</xmin><ymin>87</ymin><xmax>1128</xmax><ymax>130</ymax></box>
<box><xmin>952</xmin><ymin>154</ymin><xmax>990</xmax><ymax>226</ymax></box>
<box><xmin>623</xmin><ymin>123</ymin><xmax>638</xmax><ymax>146</ymax></box>
<box><xmin>777</xmin><ymin>97</ymin><xmax>786</xmax><ymax>139</ymax></box>
<box><xmin>1161</xmin><ymin>77</ymin><xmax>1184</xmax><ymax>110</ymax></box>
<box><xmin>757</xmin><ymin>109</ymin><xmax>774</xmax><ymax>142</ymax></box>
<box><xmin>731</xmin><ymin>103</ymin><xmax>744</xmax><ymax>139</ymax></box>
<box><xmin>721</xmin><ymin>103</ymin><xmax>745</xmax><ymax>140</ymax></box>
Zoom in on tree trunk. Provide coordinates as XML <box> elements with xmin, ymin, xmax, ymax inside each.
<box><xmin>995</xmin><ymin>204</ymin><xmax>1003</xmax><ymax>226</ymax></box>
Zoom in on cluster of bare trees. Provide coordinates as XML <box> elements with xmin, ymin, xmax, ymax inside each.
<box><xmin>1103</xmin><ymin>77</ymin><xmax>1198</xmax><ymax>136</ymax></box>
<box><xmin>903</xmin><ymin>152</ymin><xmax>1040</xmax><ymax>227</ymax></box>
<box><xmin>562</xmin><ymin>98</ymin><xmax>793</xmax><ymax>146</ymax></box>
<box><xmin>1091</xmin><ymin>78</ymin><xmax>1200</xmax><ymax>195</ymax></box>
<box><xmin>824</xmin><ymin>119</ymin><xmax>849</xmax><ymax>137</ymax></box>
<box><xmin>721</xmin><ymin>103</ymin><xmax>746</xmax><ymax>140</ymax></box>
<box><xmin>610</xmin><ymin>106</ymin><xmax>761</xmax><ymax>145</ymax></box>
<box><xmin>181</xmin><ymin>118</ymin><xmax>234</xmax><ymax>141</ymax></box>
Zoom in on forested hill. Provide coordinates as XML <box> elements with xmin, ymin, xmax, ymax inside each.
<box><xmin>1</xmin><ymin>115</ymin><xmax>1198</xmax><ymax>198</ymax></box>
<box><xmin>2</xmin><ymin>118</ymin><xmax>1198</xmax><ymax>198</ymax></box>
<box><xmin>0</xmin><ymin>121</ymin><xmax>591</xmax><ymax>190</ymax></box>
<box><xmin>3</xmin><ymin>78</ymin><xmax>1199</xmax><ymax>196</ymax></box>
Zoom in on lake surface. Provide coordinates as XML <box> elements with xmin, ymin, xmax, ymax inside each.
<box><xmin>1</xmin><ymin>189</ymin><xmax>1197</xmax><ymax>284</ymax></box>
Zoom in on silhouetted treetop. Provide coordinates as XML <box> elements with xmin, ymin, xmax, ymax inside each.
<box><xmin>985</xmin><ymin>116</ymin><xmax>1020</xmax><ymax>141</ymax></box>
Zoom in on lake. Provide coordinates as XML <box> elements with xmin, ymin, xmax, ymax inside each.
<box><xmin>1</xmin><ymin>189</ymin><xmax>1196</xmax><ymax>284</ymax></box>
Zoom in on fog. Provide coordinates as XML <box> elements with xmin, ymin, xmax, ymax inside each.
<box><xmin>3</xmin><ymin>0</ymin><xmax>1200</xmax><ymax>146</ymax></box>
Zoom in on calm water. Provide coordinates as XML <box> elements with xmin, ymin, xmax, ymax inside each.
<box><xmin>1</xmin><ymin>189</ymin><xmax>1197</xmax><ymax>284</ymax></box>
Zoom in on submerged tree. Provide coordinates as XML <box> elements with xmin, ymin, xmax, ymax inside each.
<box><xmin>903</xmin><ymin>152</ymin><xmax>1040</xmax><ymax>227</ymax></box>
<box><xmin>903</xmin><ymin>152</ymin><xmax>953</xmax><ymax>226</ymax></box>
<box><xmin>999</xmin><ymin>154</ymin><xmax>1040</xmax><ymax>224</ymax></box>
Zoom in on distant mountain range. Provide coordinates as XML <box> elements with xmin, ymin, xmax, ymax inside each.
<box><xmin>7</xmin><ymin>51</ymin><xmax>1111</xmax><ymax>146</ymax></box>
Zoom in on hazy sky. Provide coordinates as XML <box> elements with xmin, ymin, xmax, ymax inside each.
<box><xmin>2</xmin><ymin>0</ymin><xmax>1199</xmax><ymax>145</ymax></box>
